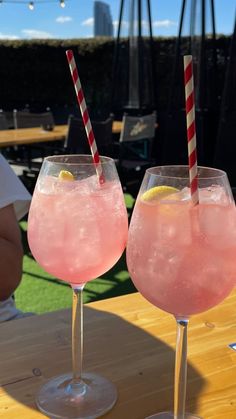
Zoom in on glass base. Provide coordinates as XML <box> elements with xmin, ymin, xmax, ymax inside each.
<box><xmin>146</xmin><ymin>412</ymin><xmax>202</xmax><ymax>419</ymax></box>
<box><xmin>36</xmin><ymin>372</ymin><xmax>117</xmax><ymax>419</ymax></box>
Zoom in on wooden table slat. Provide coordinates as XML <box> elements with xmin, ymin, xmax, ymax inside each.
<box><xmin>0</xmin><ymin>291</ymin><xmax>236</xmax><ymax>418</ymax></box>
<box><xmin>0</xmin><ymin>121</ymin><xmax>123</xmax><ymax>148</ymax></box>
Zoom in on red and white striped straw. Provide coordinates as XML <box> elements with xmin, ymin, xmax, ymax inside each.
<box><xmin>66</xmin><ymin>49</ymin><xmax>104</xmax><ymax>184</ymax></box>
<box><xmin>183</xmin><ymin>55</ymin><xmax>199</xmax><ymax>205</ymax></box>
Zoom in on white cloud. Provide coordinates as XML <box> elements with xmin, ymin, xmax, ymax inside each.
<box><xmin>82</xmin><ymin>17</ymin><xmax>94</xmax><ymax>27</ymax></box>
<box><xmin>142</xmin><ymin>20</ymin><xmax>149</xmax><ymax>28</ymax></box>
<box><xmin>153</xmin><ymin>20</ymin><xmax>177</xmax><ymax>28</ymax></box>
<box><xmin>113</xmin><ymin>20</ymin><xmax>119</xmax><ymax>29</ymax></box>
<box><xmin>0</xmin><ymin>33</ymin><xmax>19</xmax><ymax>40</ymax></box>
<box><xmin>113</xmin><ymin>20</ymin><xmax>128</xmax><ymax>29</ymax></box>
<box><xmin>21</xmin><ymin>29</ymin><xmax>53</xmax><ymax>39</ymax></box>
<box><xmin>56</xmin><ymin>16</ymin><xmax>73</xmax><ymax>24</ymax></box>
<box><xmin>113</xmin><ymin>19</ymin><xmax>176</xmax><ymax>33</ymax></box>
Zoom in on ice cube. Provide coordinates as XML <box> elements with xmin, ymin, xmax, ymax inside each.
<box><xmin>199</xmin><ymin>185</ymin><xmax>229</xmax><ymax>204</ymax></box>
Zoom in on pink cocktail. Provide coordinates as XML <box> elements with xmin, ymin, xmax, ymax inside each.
<box><xmin>27</xmin><ymin>155</ymin><xmax>128</xmax><ymax>419</ymax></box>
<box><xmin>127</xmin><ymin>187</ymin><xmax>236</xmax><ymax>317</ymax></box>
<box><xmin>126</xmin><ymin>165</ymin><xmax>236</xmax><ymax>419</ymax></box>
<box><xmin>28</xmin><ymin>174</ymin><xmax>127</xmax><ymax>285</ymax></box>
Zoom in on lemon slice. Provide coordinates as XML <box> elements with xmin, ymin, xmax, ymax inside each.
<box><xmin>58</xmin><ymin>170</ymin><xmax>74</xmax><ymax>181</ymax></box>
<box><xmin>142</xmin><ymin>186</ymin><xmax>179</xmax><ymax>201</ymax></box>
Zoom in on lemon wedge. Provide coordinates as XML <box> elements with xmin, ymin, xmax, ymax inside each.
<box><xmin>141</xmin><ymin>186</ymin><xmax>179</xmax><ymax>201</ymax></box>
<box><xmin>58</xmin><ymin>170</ymin><xmax>74</xmax><ymax>181</ymax></box>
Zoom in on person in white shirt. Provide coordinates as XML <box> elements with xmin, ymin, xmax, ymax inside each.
<box><xmin>0</xmin><ymin>153</ymin><xmax>32</xmax><ymax>322</ymax></box>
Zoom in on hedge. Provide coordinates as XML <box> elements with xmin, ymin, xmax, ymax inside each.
<box><xmin>0</xmin><ymin>36</ymin><xmax>231</xmax><ymax>122</ymax></box>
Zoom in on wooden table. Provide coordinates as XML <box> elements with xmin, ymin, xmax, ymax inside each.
<box><xmin>0</xmin><ymin>122</ymin><xmax>123</xmax><ymax>149</ymax></box>
<box><xmin>0</xmin><ymin>291</ymin><xmax>236</xmax><ymax>419</ymax></box>
<box><xmin>0</xmin><ymin>125</ymin><xmax>68</xmax><ymax>148</ymax></box>
<box><xmin>111</xmin><ymin>120</ymin><xmax>122</xmax><ymax>135</ymax></box>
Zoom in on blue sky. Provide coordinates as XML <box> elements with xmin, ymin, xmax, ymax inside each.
<box><xmin>0</xmin><ymin>0</ymin><xmax>235</xmax><ymax>40</ymax></box>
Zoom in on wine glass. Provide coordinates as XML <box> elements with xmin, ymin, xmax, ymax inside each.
<box><xmin>27</xmin><ymin>154</ymin><xmax>128</xmax><ymax>419</ymax></box>
<box><xmin>126</xmin><ymin>165</ymin><xmax>236</xmax><ymax>419</ymax></box>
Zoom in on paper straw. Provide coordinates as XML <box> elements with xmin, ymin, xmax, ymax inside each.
<box><xmin>183</xmin><ymin>55</ymin><xmax>199</xmax><ymax>205</ymax></box>
<box><xmin>66</xmin><ymin>49</ymin><xmax>104</xmax><ymax>184</ymax></box>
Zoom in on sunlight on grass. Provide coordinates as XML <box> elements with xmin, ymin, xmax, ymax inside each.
<box><xmin>15</xmin><ymin>255</ymin><xmax>72</xmax><ymax>314</ymax></box>
<box><xmin>125</xmin><ymin>193</ymin><xmax>135</xmax><ymax>209</ymax></box>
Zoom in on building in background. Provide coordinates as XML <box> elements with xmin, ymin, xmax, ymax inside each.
<box><xmin>94</xmin><ymin>1</ymin><xmax>114</xmax><ymax>37</ymax></box>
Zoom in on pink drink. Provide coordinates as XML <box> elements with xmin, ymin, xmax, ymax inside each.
<box><xmin>127</xmin><ymin>187</ymin><xmax>236</xmax><ymax>317</ymax></box>
<box><xmin>28</xmin><ymin>175</ymin><xmax>128</xmax><ymax>285</ymax></box>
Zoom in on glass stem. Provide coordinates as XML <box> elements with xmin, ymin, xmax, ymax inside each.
<box><xmin>174</xmin><ymin>318</ymin><xmax>189</xmax><ymax>419</ymax></box>
<box><xmin>72</xmin><ymin>285</ymin><xmax>84</xmax><ymax>384</ymax></box>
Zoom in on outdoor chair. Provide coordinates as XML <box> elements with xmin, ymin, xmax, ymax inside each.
<box><xmin>0</xmin><ymin>110</ymin><xmax>8</xmax><ymax>130</ymax></box>
<box><xmin>12</xmin><ymin>109</ymin><xmax>56</xmax><ymax>169</ymax></box>
<box><xmin>0</xmin><ymin>110</ymin><xmax>17</xmax><ymax>164</ymax></box>
<box><xmin>64</xmin><ymin>114</ymin><xmax>114</xmax><ymax>156</ymax></box>
<box><xmin>0</xmin><ymin>110</ymin><xmax>27</xmax><ymax>169</ymax></box>
<box><xmin>13</xmin><ymin>109</ymin><xmax>55</xmax><ymax>130</ymax></box>
<box><xmin>13</xmin><ymin>108</ymin><xmax>56</xmax><ymax>157</ymax></box>
<box><xmin>115</xmin><ymin>111</ymin><xmax>157</xmax><ymax>194</ymax></box>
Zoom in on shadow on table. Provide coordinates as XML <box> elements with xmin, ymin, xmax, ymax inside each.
<box><xmin>0</xmin><ymin>304</ymin><xmax>206</xmax><ymax>419</ymax></box>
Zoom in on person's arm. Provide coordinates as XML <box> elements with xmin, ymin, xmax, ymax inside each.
<box><xmin>0</xmin><ymin>204</ymin><xmax>23</xmax><ymax>301</ymax></box>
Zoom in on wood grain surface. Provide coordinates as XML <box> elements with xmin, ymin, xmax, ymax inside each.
<box><xmin>0</xmin><ymin>291</ymin><xmax>235</xmax><ymax>418</ymax></box>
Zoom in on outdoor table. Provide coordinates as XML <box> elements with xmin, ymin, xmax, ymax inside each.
<box><xmin>0</xmin><ymin>125</ymin><xmax>68</xmax><ymax>148</ymax></box>
<box><xmin>0</xmin><ymin>122</ymin><xmax>123</xmax><ymax>148</ymax></box>
<box><xmin>111</xmin><ymin>120</ymin><xmax>123</xmax><ymax>135</ymax></box>
<box><xmin>0</xmin><ymin>291</ymin><xmax>235</xmax><ymax>418</ymax></box>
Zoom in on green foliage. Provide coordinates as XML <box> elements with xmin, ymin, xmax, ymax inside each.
<box><xmin>0</xmin><ymin>38</ymin><xmax>115</xmax><ymax>115</ymax></box>
<box><xmin>0</xmin><ymin>37</ymin><xmax>230</xmax><ymax>118</ymax></box>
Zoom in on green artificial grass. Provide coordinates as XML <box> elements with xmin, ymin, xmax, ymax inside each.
<box><xmin>15</xmin><ymin>193</ymin><xmax>137</xmax><ymax>314</ymax></box>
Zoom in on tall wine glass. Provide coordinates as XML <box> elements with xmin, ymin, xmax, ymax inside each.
<box><xmin>126</xmin><ymin>165</ymin><xmax>236</xmax><ymax>419</ymax></box>
<box><xmin>27</xmin><ymin>155</ymin><xmax>128</xmax><ymax>419</ymax></box>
